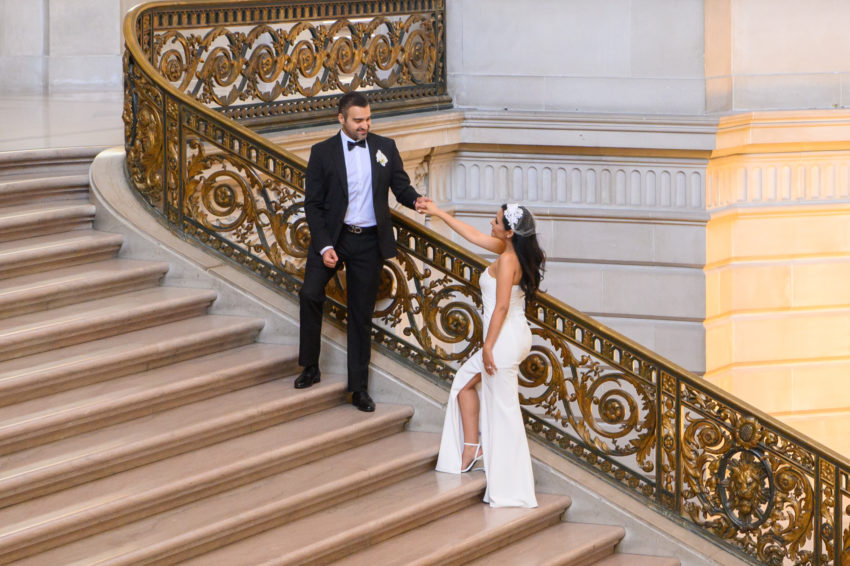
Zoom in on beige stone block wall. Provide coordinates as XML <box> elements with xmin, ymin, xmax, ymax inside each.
<box><xmin>0</xmin><ymin>0</ymin><xmax>47</xmax><ymax>93</ymax></box>
<box><xmin>447</xmin><ymin>0</ymin><xmax>706</xmax><ymax>114</ymax></box>
<box><xmin>0</xmin><ymin>0</ymin><xmax>132</xmax><ymax>93</ymax></box>
<box><xmin>705</xmin><ymin>112</ymin><xmax>850</xmax><ymax>427</ymax></box>
<box><xmin>47</xmin><ymin>0</ymin><xmax>122</xmax><ymax>91</ymax></box>
<box><xmin>706</xmin><ymin>206</ymin><xmax>850</xmax><ymax>388</ymax></box>
<box><xmin>707</xmin><ymin>0</ymin><xmax>850</xmax><ymax>111</ymax></box>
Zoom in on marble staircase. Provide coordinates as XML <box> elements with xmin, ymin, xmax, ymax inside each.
<box><xmin>0</xmin><ymin>150</ymin><xmax>680</xmax><ymax>565</ymax></box>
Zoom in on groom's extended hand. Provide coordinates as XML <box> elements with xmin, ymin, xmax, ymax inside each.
<box><xmin>414</xmin><ymin>196</ymin><xmax>432</xmax><ymax>213</ymax></box>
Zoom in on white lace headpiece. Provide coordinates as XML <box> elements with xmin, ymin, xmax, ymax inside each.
<box><xmin>503</xmin><ymin>203</ymin><xmax>536</xmax><ymax>236</ymax></box>
<box><xmin>504</xmin><ymin>203</ymin><xmax>523</xmax><ymax>230</ymax></box>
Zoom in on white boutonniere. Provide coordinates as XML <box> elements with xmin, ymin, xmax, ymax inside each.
<box><xmin>376</xmin><ymin>150</ymin><xmax>388</xmax><ymax>167</ymax></box>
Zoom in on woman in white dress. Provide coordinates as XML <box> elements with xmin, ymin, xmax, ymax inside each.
<box><xmin>424</xmin><ymin>202</ymin><xmax>545</xmax><ymax>508</ymax></box>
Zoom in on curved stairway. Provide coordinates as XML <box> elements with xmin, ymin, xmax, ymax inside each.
<box><xmin>0</xmin><ymin>150</ymin><xmax>679</xmax><ymax>565</ymax></box>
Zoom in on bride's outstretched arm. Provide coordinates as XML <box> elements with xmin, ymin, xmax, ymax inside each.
<box><xmin>422</xmin><ymin>202</ymin><xmax>506</xmax><ymax>254</ymax></box>
<box><xmin>481</xmin><ymin>256</ymin><xmax>519</xmax><ymax>375</ymax></box>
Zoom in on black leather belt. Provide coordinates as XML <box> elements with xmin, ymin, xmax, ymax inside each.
<box><xmin>344</xmin><ymin>224</ymin><xmax>377</xmax><ymax>234</ymax></box>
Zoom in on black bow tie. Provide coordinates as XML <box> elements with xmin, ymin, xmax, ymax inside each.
<box><xmin>347</xmin><ymin>139</ymin><xmax>366</xmax><ymax>151</ymax></box>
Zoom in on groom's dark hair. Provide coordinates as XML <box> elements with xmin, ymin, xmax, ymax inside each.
<box><xmin>338</xmin><ymin>91</ymin><xmax>369</xmax><ymax>117</ymax></box>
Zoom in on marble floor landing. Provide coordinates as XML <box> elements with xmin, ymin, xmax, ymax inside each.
<box><xmin>0</xmin><ymin>91</ymin><xmax>124</xmax><ymax>153</ymax></box>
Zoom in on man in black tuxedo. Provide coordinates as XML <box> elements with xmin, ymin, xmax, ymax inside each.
<box><xmin>295</xmin><ymin>91</ymin><xmax>430</xmax><ymax>412</ymax></box>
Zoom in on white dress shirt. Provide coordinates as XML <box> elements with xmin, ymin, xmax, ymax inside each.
<box><xmin>320</xmin><ymin>131</ymin><xmax>376</xmax><ymax>256</ymax></box>
<box><xmin>340</xmin><ymin>131</ymin><xmax>376</xmax><ymax>227</ymax></box>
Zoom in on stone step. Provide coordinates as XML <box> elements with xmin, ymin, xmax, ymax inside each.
<box><xmin>594</xmin><ymin>554</ymin><xmax>681</xmax><ymax>566</ymax></box>
<box><xmin>0</xmin><ymin>258</ymin><xmax>169</xmax><ymax>318</ymax></box>
<box><xmin>0</xmin><ymin>377</ymin><xmax>348</xmax><ymax>510</ymax></box>
<box><xmin>0</xmin><ymin>314</ymin><xmax>264</xmax><ymax>407</ymax></box>
<box><xmin>463</xmin><ymin>522</ymin><xmax>624</xmax><ymax>566</ymax></box>
<box><xmin>0</xmin><ymin>148</ymin><xmax>101</xmax><ymax>182</ymax></box>
<box><xmin>0</xmin><ymin>343</ymin><xmax>298</xmax><ymax>456</ymax></box>
<box><xmin>332</xmin><ymin>493</ymin><xmax>573</xmax><ymax>566</ymax></box>
<box><xmin>0</xmin><ymin>230</ymin><xmax>123</xmax><ymax>280</ymax></box>
<box><xmin>0</xmin><ymin>202</ymin><xmax>95</xmax><ymax>242</ymax></box>
<box><xmin>0</xmin><ymin>405</ymin><xmax>418</xmax><ymax>564</ymax></box>
<box><xmin>0</xmin><ymin>174</ymin><xmax>90</xmax><ymax>206</ymax></box>
<box><xmin>176</xmin><ymin>468</ymin><xmax>488</xmax><ymax>566</ymax></box>
<box><xmin>0</xmin><ymin>286</ymin><xmax>218</xmax><ymax>362</ymax></box>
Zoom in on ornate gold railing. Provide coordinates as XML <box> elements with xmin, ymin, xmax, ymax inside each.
<box><xmin>124</xmin><ymin>2</ymin><xmax>850</xmax><ymax>564</ymax></box>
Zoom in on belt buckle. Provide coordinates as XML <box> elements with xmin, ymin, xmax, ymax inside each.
<box><xmin>349</xmin><ymin>225</ymin><xmax>362</xmax><ymax>234</ymax></box>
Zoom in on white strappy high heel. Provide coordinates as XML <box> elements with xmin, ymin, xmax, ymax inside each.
<box><xmin>461</xmin><ymin>442</ymin><xmax>483</xmax><ymax>472</ymax></box>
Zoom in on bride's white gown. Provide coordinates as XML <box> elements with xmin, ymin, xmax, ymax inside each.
<box><xmin>435</xmin><ymin>267</ymin><xmax>537</xmax><ymax>508</ymax></box>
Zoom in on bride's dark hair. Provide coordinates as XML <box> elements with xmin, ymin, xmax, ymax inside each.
<box><xmin>501</xmin><ymin>204</ymin><xmax>546</xmax><ymax>302</ymax></box>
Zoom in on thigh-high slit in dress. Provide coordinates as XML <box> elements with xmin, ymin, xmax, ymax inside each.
<box><xmin>435</xmin><ymin>268</ymin><xmax>537</xmax><ymax>508</ymax></box>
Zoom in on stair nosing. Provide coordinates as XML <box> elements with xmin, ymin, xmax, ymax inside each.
<box><xmin>0</xmin><ymin>260</ymin><xmax>169</xmax><ymax>316</ymax></box>
<box><xmin>0</xmin><ymin>316</ymin><xmax>265</xmax><ymax>406</ymax></box>
<box><xmin>0</xmin><ymin>406</ymin><xmax>419</xmax><ymax>563</ymax></box>
<box><xmin>0</xmin><ymin>231</ymin><xmax>124</xmax><ymax>279</ymax></box>
<box><xmin>462</xmin><ymin>521</ymin><xmax>623</xmax><ymax>566</ymax></box>
<box><xmin>420</xmin><ymin>498</ymin><xmax>572</xmax><ymax>566</ymax></box>
<box><xmin>0</xmin><ymin>202</ymin><xmax>95</xmax><ymax>218</ymax></box>
<box><xmin>0</xmin><ymin>287</ymin><xmax>218</xmax><ymax>362</ymax></box>
<box><xmin>125</xmin><ymin>445</ymin><xmax>436</xmax><ymax>566</ymax></box>
<box><xmin>0</xmin><ymin>346</ymin><xmax>300</xmax><ymax>455</ymax></box>
<box><xmin>0</xmin><ymin>381</ymin><xmax>349</xmax><ymax>509</ymax></box>
<box><xmin>0</xmin><ymin>230</ymin><xmax>123</xmax><ymax>255</ymax></box>
<box><xmin>270</xmin><ymin>474</ymin><xmax>487</xmax><ymax>566</ymax></box>
<box><xmin>0</xmin><ymin>174</ymin><xmax>90</xmax><ymax>192</ymax></box>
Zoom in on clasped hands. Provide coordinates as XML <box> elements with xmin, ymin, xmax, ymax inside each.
<box><xmin>414</xmin><ymin>195</ymin><xmax>432</xmax><ymax>213</ymax></box>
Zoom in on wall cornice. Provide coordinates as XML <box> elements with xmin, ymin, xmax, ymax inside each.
<box><xmin>268</xmin><ymin>109</ymin><xmax>718</xmax><ymax>157</ymax></box>
<box><xmin>713</xmin><ymin>109</ymin><xmax>850</xmax><ymax>157</ymax></box>
<box><xmin>460</xmin><ymin>110</ymin><xmax>717</xmax><ymax>152</ymax></box>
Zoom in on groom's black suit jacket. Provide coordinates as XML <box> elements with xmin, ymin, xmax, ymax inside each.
<box><xmin>303</xmin><ymin>131</ymin><xmax>421</xmax><ymax>260</ymax></box>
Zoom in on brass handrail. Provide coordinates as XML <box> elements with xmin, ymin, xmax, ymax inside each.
<box><xmin>123</xmin><ymin>2</ymin><xmax>850</xmax><ymax>564</ymax></box>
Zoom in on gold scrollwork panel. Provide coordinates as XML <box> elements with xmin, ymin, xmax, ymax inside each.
<box><xmin>819</xmin><ymin>461</ymin><xmax>837</xmax><ymax>565</ymax></box>
<box><xmin>181</xmin><ymin>132</ymin><xmax>310</xmax><ymax>280</ymax></box>
<box><xmin>518</xmin><ymin>326</ymin><xmax>658</xmax><ymax>495</ymax></box>
<box><xmin>124</xmin><ymin>52</ymin><xmax>167</xmax><ymax>210</ymax></box>
<box><xmin>375</xmin><ymin>247</ymin><xmax>483</xmax><ymax>364</ymax></box>
<box><xmin>681</xmin><ymin>385</ymin><xmax>817</xmax><ymax>564</ymax></box>
<box><xmin>149</xmin><ymin>13</ymin><xmax>440</xmax><ymax>112</ymax></box>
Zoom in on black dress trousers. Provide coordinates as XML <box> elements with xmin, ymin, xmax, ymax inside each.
<box><xmin>298</xmin><ymin>229</ymin><xmax>383</xmax><ymax>393</ymax></box>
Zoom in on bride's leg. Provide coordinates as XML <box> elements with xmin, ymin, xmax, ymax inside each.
<box><xmin>458</xmin><ymin>372</ymin><xmax>482</xmax><ymax>468</ymax></box>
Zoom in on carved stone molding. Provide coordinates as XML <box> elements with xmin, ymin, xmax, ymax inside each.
<box><xmin>432</xmin><ymin>153</ymin><xmax>707</xmax><ymax>214</ymax></box>
<box><xmin>707</xmin><ymin>153</ymin><xmax>850</xmax><ymax>210</ymax></box>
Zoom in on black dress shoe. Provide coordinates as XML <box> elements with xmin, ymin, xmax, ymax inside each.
<box><xmin>294</xmin><ymin>366</ymin><xmax>321</xmax><ymax>389</ymax></box>
<box><xmin>351</xmin><ymin>391</ymin><xmax>375</xmax><ymax>412</ymax></box>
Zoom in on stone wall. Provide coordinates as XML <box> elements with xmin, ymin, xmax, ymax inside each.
<box><xmin>5</xmin><ymin>0</ymin><xmax>850</xmax><ymax>112</ymax></box>
<box><xmin>0</xmin><ymin>0</ymin><xmax>136</xmax><ymax>93</ymax></box>
<box><xmin>703</xmin><ymin>110</ymin><xmax>850</xmax><ymax>453</ymax></box>
<box><xmin>707</xmin><ymin>0</ymin><xmax>850</xmax><ymax>111</ymax></box>
<box><xmin>446</xmin><ymin>0</ymin><xmax>706</xmax><ymax>115</ymax></box>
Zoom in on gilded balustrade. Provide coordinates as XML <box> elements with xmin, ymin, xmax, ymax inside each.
<box><xmin>123</xmin><ymin>2</ymin><xmax>850</xmax><ymax>564</ymax></box>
